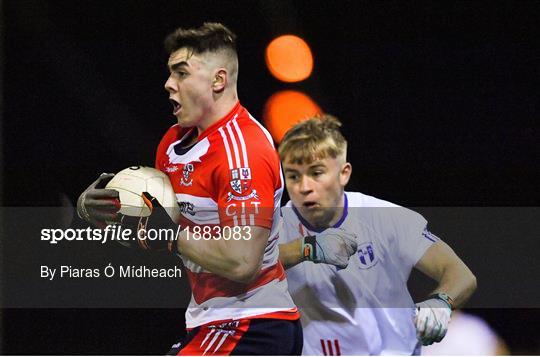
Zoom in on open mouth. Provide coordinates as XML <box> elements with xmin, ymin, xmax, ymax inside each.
<box><xmin>169</xmin><ymin>98</ymin><xmax>182</xmax><ymax>115</ymax></box>
<box><xmin>303</xmin><ymin>201</ymin><xmax>318</xmax><ymax>208</ymax></box>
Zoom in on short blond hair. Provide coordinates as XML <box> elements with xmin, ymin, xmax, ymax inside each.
<box><xmin>278</xmin><ymin>114</ymin><xmax>347</xmax><ymax>164</ymax></box>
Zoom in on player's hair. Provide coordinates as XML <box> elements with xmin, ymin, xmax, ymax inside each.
<box><xmin>164</xmin><ymin>22</ymin><xmax>237</xmax><ymax>56</ymax></box>
<box><xmin>164</xmin><ymin>22</ymin><xmax>238</xmax><ymax>82</ymax></box>
<box><xmin>278</xmin><ymin>114</ymin><xmax>348</xmax><ymax>164</ymax></box>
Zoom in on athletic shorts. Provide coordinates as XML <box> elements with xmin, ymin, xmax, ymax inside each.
<box><xmin>167</xmin><ymin>318</ymin><xmax>303</xmax><ymax>355</ymax></box>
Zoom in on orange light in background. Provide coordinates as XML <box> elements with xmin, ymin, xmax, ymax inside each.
<box><xmin>265</xmin><ymin>35</ymin><xmax>313</xmax><ymax>82</ymax></box>
<box><xmin>263</xmin><ymin>90</ymin><xmax>322</xmax><ymax>143</ymax></box>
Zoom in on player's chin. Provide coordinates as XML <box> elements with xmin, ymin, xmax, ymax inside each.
<box><xmin>176</xmin><ymin>114</ymin><xmax>192</xmax><ymax>128</ymax></box>
<box><xmin>176</xmin><ymin>118</ymin><xmax>189</xmax><ymax>127</ymax></box>
<box><xmin>300</xmin><ymin>207</ymin><xmax>326</xmax><ymax>225</ymax></box>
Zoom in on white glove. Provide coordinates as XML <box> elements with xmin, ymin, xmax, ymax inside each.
<box><xmin>302</xmin><ymin>228</ymin><xmax>358</xmax><ymax>268</ymax></box>
<box><xmin>414</xmin><ymin>297</ymin><xmax>452</xmax><ymax>345</ymax></box>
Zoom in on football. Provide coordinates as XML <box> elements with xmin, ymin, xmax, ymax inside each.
<box><xmin>105</xmin><ymin>166</ymin><xmax>179</xmax><ymax>220</ymax></box>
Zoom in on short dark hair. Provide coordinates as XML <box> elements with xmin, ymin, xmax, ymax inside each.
<box><xmin>164</xmin><ymin>22</ymin><xmax>237</xmax><ymax>56</ymax></box>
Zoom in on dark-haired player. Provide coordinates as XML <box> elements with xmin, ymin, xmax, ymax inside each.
<box><xmin>78</xmin><ymin>23</ymin><xmax>302</xmax><ymax>355</ymax></box>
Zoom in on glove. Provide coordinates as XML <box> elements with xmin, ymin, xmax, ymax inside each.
<box><xmin>77</xmin><ymin>173</ymin><xmax>120</xmax><ymax>228</ymax></box>
<box><xmin>302</xmin><ymin>228</ymin><xmax>358</xmax><ymax>268</ymax></box>
<box><xmin>414</xmin><ymin>295</ymin><xmax>453</xmax><ymax>345</ymax></box>
<box><xmin>115</xmin><ymin>191</ymin><xmax>180</xmax><ymax>252</ymax></box>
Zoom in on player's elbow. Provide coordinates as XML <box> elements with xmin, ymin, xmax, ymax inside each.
<box><xmin>467</xmin><ymin>270</ymin><xmax>477</xmax><ymax>295</ymax></box>
<box><xmin>457</xmin><ymin>264</ymin><xmax>477</xmax><ymax>304</ymax></box>
<box><xmin>228</xmin><ymin>261</ymin><xmax>261</xmax><ymax>284</ymax></box>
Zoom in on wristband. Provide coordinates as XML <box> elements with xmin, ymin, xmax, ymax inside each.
<box><xmin>428</xmin><ymin>292</ymin><xmax>455</xmax><ymax>310</ymax></box>
<box><xmin>302</xmin><ymin>235</ymin><xmax>317</xmax><ymax>261</ymax></box>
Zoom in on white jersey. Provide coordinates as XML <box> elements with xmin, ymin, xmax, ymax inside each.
<box><xmin>280</xmin><ymin>192</ymin><xmax>436</xmax><ymax>355</ymax></box>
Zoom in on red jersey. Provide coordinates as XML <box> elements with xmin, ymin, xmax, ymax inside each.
<box><xmin>155</xmin><ymin>102</ymin><xmax>298</xmax><ymax>328</ymax></box>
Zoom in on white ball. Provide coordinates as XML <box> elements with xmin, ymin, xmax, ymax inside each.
<box><xmin>105</xmin><ymin>166</ymin><xmax>178</xmax><ymax>219</ymax></box>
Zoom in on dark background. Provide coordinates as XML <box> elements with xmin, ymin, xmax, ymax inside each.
<box><xmin>2</xmin><ymin>0</ymin><xmax>539</xmax><ymax>354</ymax></box>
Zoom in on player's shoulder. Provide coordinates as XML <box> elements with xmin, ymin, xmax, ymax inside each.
<box><xmin>346</xmin><ymin>191</ymin><xmax>399</xmax><ymax>208</ymax></box>
<box><xmin>345</xmin><ymin>191</ymin><xmax>426</xmax><ymax>230</ymax></box>
<box><xmin>234</xmin><ymin>108</ymin><xmax>276</xmax><ymax>149</ymax></box>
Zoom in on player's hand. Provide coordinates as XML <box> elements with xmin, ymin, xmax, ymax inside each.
<box><xmin>118</xmin><ymin>191</ymin><xmax>180</xmax><ymax>252</ymax></box>
<box><xmin>414</xmin><ymin>297</ymin><xmax>452</xmax><ymax>345</ymax></box>
<box><xmin>77</xmin><ymin>173</ymin><xmax>120</xmax><ymax>228</ymax></box>
<box><xmin>302</xmin><ymin>228</ymin><xmax>358</xmax><ymax>268</ymax></box>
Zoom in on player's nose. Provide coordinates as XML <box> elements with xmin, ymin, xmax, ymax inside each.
<box><xmin>298</xmin><ymin>175</ymin><xmax>313</xmax><ymax>194</ymax></box>
<box><xmin>164</xmin><ymin>75</ymin><xmax>177</xmax><ymax>93</ymax></box>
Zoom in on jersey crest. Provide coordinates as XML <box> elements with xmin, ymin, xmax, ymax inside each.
<box><xmin>357</xmin><ymin>242</ymin><xmax>378</xmax><ymax>269</ymax></box>
<box><xmin>180</xmin><ymin>163</ymin><xmax>194</xmax><ymax>186</ymax></box>
<box><xmin>229</xmin><ymin>167</ymin><xmax>252</xmax><ymax>195</ymax></box>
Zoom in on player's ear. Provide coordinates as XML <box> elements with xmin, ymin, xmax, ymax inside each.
<box><xmin>339</xmin><ymin>162</ymin><xmax>352</xmax><ymax>187</ymax></box>
<box><xmin>212</xmin><ymin>68</ymin><xmax>227</xmax><ymax>92</ymax></box>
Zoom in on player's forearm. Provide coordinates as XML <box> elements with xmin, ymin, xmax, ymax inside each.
<box><xmin>415</xmin><ymin>240</ymin><xmax>477</xmax><ymax>309</ymax></box>
<box><xmin>278</xmin><ymin>239</ymin><xmax>303</xmax><ymax>268</ymax></box>
<box><xmin>431</xmin><ymin>260</ymin><xmax>477</xmax><ymax>309</ymax></box>
<box><xmin>176</xmin><ymin>227</ymin><xmax>265</xmax><ymax>283</ymax></box>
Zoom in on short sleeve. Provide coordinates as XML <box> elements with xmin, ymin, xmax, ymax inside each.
<box><xmin>213</xmin><ymin>127</ymin><xmax>281</xmax><ymax>229</ymax></box>
<box><xmin>388</xmin><ymin>207</ymin><xmax>433</xmax><ymax>268</ymax></box>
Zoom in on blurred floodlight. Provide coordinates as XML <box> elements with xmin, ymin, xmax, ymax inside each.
<box><xmin>263</xmin><ymin>90</ymin><xmax>322</xmax><ymax>143</ymax></box>
<box><xmin>265</xmin><ymin>35</ymin><xmax>314</xmax><ymax>82</ymax></box>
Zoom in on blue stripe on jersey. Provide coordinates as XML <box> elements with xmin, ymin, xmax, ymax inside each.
<box><xmin>422</xmin><ymin>228</ymin><xmax>438</xmax><ymax>242</ymax></box>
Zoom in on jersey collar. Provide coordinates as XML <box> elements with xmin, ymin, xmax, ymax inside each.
<box><xmin>197</xmin><ymin>101</ymin><xmax>243</xmax><ymax>141</ymax></box>
<box><xmin>293</xmin><ymin>193</ymin><xmax>349</xmax><ymax>233</ymax></box>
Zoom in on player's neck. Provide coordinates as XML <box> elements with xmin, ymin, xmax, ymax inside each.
<box><xmin>325</xmin><ymin>194</ymin><xmax>346</xmax><ymax>228</ymax></box>
<box><xmin>196</xmin><ymin>93</ymin><xmax>239</xmax><ymax>134</ymax></box>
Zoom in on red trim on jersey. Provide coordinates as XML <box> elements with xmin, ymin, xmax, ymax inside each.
<box><xmin>334</xmin><ymin>339</ymin><xmax>341</xmax><ymax>356</ymax></box>
<box><xmin>298</xmin><ymin>223</ymin><xmax>305</xmax><ymax>236</ymax></box>
<box><xmin>327</xmin><ymin>340</ymin><xmax>334</xmax><ymax>355</ymax></box>
<box><xmin>186</xmin><ymin>307</ymin><xmax>299</xmax><ymax>331</ymax></box>
<box><xmin>186</xmin><ymin>262</ymin><xmax>287</xmax><ymax>304</ymax></box>
<box><xmin>321</xmin><ymin>339</ymin><xmax>328</xmax><ymax>355</ymax></box>
<box><xmin>179</xmin><ymin>319</ymin><xmax>251</xmax><ymax>356</ymax></box>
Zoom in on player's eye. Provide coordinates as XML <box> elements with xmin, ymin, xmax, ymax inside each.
<box><xmin>286</xmin><ymin>174</ymin><xmax>299</xmax><ymax>181</ymax></box>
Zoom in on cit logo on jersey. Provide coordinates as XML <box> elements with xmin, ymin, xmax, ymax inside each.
<box><xmin>357</xmin><ymin>242</ymin><xmax>378</xmax><ymax>269</ymax></box>
<box><xmin>180</xmin><ymin>163</ymin><xmax>194</xmax><ymax>186</ymax></box>
<box><xmin>230</xmin><ymin>167</ymin><xmax>251</xmax><ymax>194</ymax></box>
